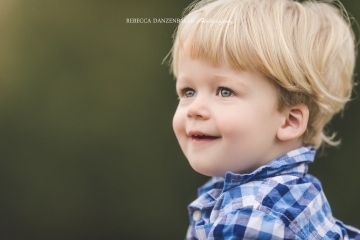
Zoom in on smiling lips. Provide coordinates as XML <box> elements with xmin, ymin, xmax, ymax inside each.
<box><xmin>189</xmin><ymin>131</ymin><xmax>220</xmax><ymax>143</ymax></box>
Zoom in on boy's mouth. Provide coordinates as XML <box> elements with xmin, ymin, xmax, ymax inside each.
<box><xmin>188</xmin><ymin>131</ymin><xmax>220</xmax><ymax>141</ymax></box>
<box><xmin>192</xmin><ymin>135</ymin><xmax>219</xmax><ymax>140</ymax></box>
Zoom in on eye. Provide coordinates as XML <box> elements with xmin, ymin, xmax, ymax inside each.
<box><xmin>217</xmin><ymin>87</ymin><xmax>233</xmax><ymax>97</ymax></box>
<box><xmin>181</xmin><ymin>88</ymin><xmax>196</xmax><ymax>98</ymax></box>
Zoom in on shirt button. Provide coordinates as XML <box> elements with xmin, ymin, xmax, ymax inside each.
<box><xmin>192</xmin><ymin>210</ymin><xmax>202</xmax><ymax>222</ymax></box>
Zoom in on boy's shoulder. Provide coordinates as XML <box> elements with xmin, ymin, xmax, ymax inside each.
<box><xmin>200</xmin><ymin>170</ymin><xmax>327</xmax><ymax>220</ymax></box>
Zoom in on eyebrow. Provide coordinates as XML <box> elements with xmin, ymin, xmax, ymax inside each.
<box><xmin>176</xmin><ymin>74</ymin><xmax>250</xmax><ymax>90</ymax></box>
<box><xmin>211</xmin><ymin>75</ymin><xmax>250</xmax><ymax>90</ymax></box>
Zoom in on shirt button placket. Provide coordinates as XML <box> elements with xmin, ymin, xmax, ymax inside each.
<box><xmin>192</xmin><ymin>210</ymin><xmax>202</xmax><ymax>222</ymax></box>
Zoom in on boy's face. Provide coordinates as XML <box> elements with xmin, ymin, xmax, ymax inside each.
<box><xmin>173</xmin><ymin>53</ymin><xmax>286</xmax><ymax>177</ymax></box>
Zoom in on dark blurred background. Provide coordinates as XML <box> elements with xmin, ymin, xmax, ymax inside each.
<box><xmin>0</xmin><ymin>0</ymin><xmax>358</xmax><ymax>239</ymax></box>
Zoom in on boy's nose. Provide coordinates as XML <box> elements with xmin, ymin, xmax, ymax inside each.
<box><xmin>187</xmin><ymin>97</ymin><xmax>210</xmax><ymax>119</ymax></box>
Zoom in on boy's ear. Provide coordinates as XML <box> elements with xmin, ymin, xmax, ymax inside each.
<box><xmin>277</xmin><ymin>104</ymin><xmax>309</xmax><ymax>142</ymax></box>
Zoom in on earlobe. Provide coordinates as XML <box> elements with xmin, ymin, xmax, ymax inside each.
<box><xmin>277</xmin><ymin>104</ymin><xmax>309</xmax><ymax>142</ymax></box>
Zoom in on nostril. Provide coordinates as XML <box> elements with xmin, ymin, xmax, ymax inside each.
<box><xmin>187</xmin><ymin>104</ymin><xmax>210</xmax><ymax>119</ymax></box>
<box><xmin>187</xmin><ymin>110</ymin><xmax>206</xmax><ymax>119</ymax></box>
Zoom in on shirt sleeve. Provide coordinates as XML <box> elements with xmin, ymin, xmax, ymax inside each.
<box><xmin>209</xmin><ymin>208</ymin><xmax>297</xmax><ymax>240</ymax></box>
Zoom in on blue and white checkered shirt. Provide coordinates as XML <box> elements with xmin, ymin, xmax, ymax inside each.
<box><xmin>186</xmin><ymin>146</ymin><xmax>360</xmax><ymax>239</ymax></box>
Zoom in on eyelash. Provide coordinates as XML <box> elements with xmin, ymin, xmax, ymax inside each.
<box><xmin>178</xmin><ymin>87</ymin><xmax>234</xmax><ymax>98</ymax></box>
<box><xmin>216</xmin><ymin>87</ymin><xmax>234</xmax><ymax>97</ymax></box>
<box><xmin>180</xmin><ymin>88</ymin><xmax>195</xmax><ymax>98</ymax></box>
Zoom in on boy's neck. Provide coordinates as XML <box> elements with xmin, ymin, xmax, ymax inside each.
<box><xmin>274</xmin><ymin>138</ymin><xmax>304</xmax><ymax>159</ymax></box>
<box><xmin>260</xmin><ymin>138</ymin><xmax>305</xmax><ymax>171</ymax></box>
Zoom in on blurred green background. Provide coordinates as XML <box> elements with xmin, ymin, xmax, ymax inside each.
<box><xmin>0</xmin><ymin>0</ymin><xmax>358</xmax><ymax>239</ymax></box>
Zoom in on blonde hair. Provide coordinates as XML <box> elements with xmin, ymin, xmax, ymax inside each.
<box><xmin>167</xmin><ymin>0</ymin><xmax>357</xmax><ymax>148</ymax></box>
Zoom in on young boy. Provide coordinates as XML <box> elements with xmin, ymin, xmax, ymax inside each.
<box><xmin>166</xmin><ymin>0</ymin><xmax>360</xmax><ymax>239</ymax></box>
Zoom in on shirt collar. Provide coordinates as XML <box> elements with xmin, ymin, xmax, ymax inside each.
<box><xmin>222</xmin><ymin>146</ymin><xmax>316</xmax><ymax>191</ymax></box>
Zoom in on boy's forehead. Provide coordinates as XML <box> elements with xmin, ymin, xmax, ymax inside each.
<box><xmin>175</xmin><ymin>50</ymin><xmax>219</xmax><ymax>76</ymax></box>
<box><xmin>176</xmin><ymin>54</ymin><xmax>265</xmax><ymax>86</ymax></box>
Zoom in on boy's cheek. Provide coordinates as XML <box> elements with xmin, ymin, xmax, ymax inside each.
<box><xmin>172</xmin><ymin>110</ymin><xmax>185</xmax><ymax>138</ymax></box>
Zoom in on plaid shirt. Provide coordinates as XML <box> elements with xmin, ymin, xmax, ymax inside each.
<box><xmin>186</xmin><ymin>146</ymin><xmax>360</xmax><ymax>239</ymax></box>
